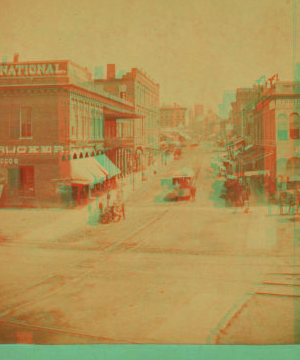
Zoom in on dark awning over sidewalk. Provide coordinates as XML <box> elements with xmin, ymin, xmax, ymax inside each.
<box><xmin>103</xmin><ymin>106</ymin><xmax>141</xmax><ymax>120</ymax></box>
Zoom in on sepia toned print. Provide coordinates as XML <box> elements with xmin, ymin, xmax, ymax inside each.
<box><xmin>0</xmin><ymin>0</ymin><xmax>300</xmax><ymax>346</ymax></box>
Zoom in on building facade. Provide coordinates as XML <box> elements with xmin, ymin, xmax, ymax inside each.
<box><xmin>160</xmin><ymin>104</ymin><xmax>187</xmax><ymax>128</ymax></box>
<box><xmin>232</xmin><ymin>80</ymin><xmax>300</xmax><ymax>185</ymax></box>
<box><xmin>95</xmin><ymin>65</ymin><xmax>160</xmax><ymax>168</ymax></box>
<box><xmin>0</xmin><ymin>58</ymin><xmax>138</xmax><ymax>208</ymax></box>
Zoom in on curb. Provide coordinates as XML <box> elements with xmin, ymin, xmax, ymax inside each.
<box><xmin>206</xmin><ymin>293</ymin><xmax>253</xmax><ymax>344</ymax></box>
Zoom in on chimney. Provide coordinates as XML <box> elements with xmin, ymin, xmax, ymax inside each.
<box><xmin>107</xmin><ymin>64</ymin><xmax>115</xmax><ymax>80</ymax></box>
<box><xmin>13</xmin><ymin>53</ymin><xmax>19</xmax><ymax>63</ymax></box>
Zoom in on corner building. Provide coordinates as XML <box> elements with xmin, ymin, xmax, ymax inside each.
<box><xmin>0</xmin><ymin>59</ymin><xmax>138</xmax><ymax>207</ymax></box>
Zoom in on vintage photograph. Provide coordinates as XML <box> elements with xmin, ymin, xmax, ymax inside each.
<box><xmin>0</xmin><ymin>0</ymin><xmax>299</xmax><ymax>345</ymax></box>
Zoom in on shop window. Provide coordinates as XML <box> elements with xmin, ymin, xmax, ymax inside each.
<box><xmin>289</xmin><ymin>113</ymin><xmax>300</xmax><ymax>140</ymax></box>
<box><xmin>277</xmin><ymin>115</ymin><xmax>288</xmax><ymax>140</ymax></box>
<box><xmin>21</xmin><ymin>107</ymin><xmax>32</xmax><ymax>138</ymax></box>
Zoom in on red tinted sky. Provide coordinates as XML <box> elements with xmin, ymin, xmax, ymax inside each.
<box><xmin>0</xmin><ymin>0</ymin><xmax>296</xmax><ymax>111</ymax></box>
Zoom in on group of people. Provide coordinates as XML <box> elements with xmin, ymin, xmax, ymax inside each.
<box><xmin>224</xmin><ymin>180</ymin><xmax>251</xmax><ymax>209</ymax></box>
<box><xmin>88</xmin><ymin>190</ymin><xmax>126</xmax><ymax>224</ymax></box>
<box><xmin>277</xmin><ymin>189</ymin><xmax>300</xmax><ymax>216</ymax></box>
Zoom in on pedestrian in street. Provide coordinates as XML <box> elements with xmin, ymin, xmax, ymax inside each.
<box><xmin>189</xmin><ymin>181</ymin><xmax>196</xmax><ymax>201</ymax></box>
<box><xmin>278</xmin><ymin>191</ymin><xmax>285</xmax><ymax>216</ymax></box>
<box><xmin>244</xmin><ymin>184</ymin><xmax>251</xmax><ymax>214</ymax></box>
<box><xmin>296</xmin><ymin>188</ymin><xmax>300</xmax><ymax>215</ymax></box>
<box><xmin>99</xmin><ymin>201</ymin><xmax>103</xmax><ymax>215</ymax></box>
<box><xmin>107</xmin><ymin>191</ymin><xmax>111</xmax><ymax>208</ymax></box>
<box><xmin>288</xmin><ymin>192</ymin><xmax>296</xmax><ymax>215</ymax></box>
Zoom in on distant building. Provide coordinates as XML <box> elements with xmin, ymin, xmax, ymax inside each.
<box><xmin>160</xmin><ymin>104</ymin><xmax>187</xmax><ymax>128</ymax></box>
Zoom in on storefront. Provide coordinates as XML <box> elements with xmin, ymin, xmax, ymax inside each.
<box><xmin>0</xmin><ymin>153</ymin><xmax>63</xmax><ymax>208</ymax></box>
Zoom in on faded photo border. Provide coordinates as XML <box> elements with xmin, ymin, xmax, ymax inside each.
<box><xmin>0</xmin><ymin>345</ymin><xmax>300</xmax><ymax>360</ymax></box>
<box><xmin>2</xmin><ymin>0</ymin><xmax>300</xmax><ymax>353</ymax></box>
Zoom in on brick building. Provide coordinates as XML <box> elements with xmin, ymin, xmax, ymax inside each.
<box><xmin>94</xmin><ymin>65</ymin><xmax>160</xmax><ymax>167</ymax></box>
<box><xmin>0</xmin><ymin>57</ymin><xmax>139</xmax><ymax>207</ymax></box>
<box><xmin>232</xmin><ymin>80</ymin><xmax>300</xmax><ymax>186</ymax></box>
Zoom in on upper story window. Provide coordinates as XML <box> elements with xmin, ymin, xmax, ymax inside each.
<box><xmin>277</xmin><ymin>114</ymin><xmax>288</xmax><ymax>141</ymax></box>
<box><xmin>21</xmin><ymin>107</ymin><xmax>32</xmax><ymax>138</ymax></box>
<box><xmin>289</xmin><ymin>113</ymin><xmax>300</xmax><ymax>140</ymax></box>
<box><xmin>9</xmin><ymin>106</ymin><xmax>32</xmax><ymax>140</ymax></box>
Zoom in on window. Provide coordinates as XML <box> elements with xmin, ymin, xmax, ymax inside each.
<box><xmin>21</xmin><ymin>107</ymin><xmax>32</xmax><ymax>138</ymax></box>
<box><xmin>9</xmin><ymin>107</ymin><xmax>20</xmax><ymax>140</ymax></box>
<box><xmin>9</xmin><ymin>106</ymin><xmax>32</xmax><ymax>140</ymax></box>
<box><xmin>289</xmin><ymin>113</ymin><xmax>300</xmax><ymax>140</ymax></box>
<box><xmin>277</xmin><ymin>115</ymin><xmax>288</xmax><ymax>140</ymax></box>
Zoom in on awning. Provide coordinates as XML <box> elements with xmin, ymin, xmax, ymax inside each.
<box><xmin>225</xmin><ymin>136</ymin><xmax>245</xmax><ymax>148</ymax></box>
<box><xmin>175</xmin><ymin>168</ymin><xmax>195</xmax><ymax>177</ymax></box>
<box><xmin>236</xmin><ymin>146</ymin><xmax>274</xmax><ymax>165</ymax></box>
<box><xmin>277</xmin><ymin>176</ymin><xmax>300</xmax><ymax>182</ymax></box>
<box><xmin>103</xmin><ymin>106</ymin><xmax>141</xmax><ymax>120</ymax></box>
<box><xmin>95</xmin><ymin>155</ymin><xmax>121</xmax><ymax>177</ymax></box>
<box><xmin>58</xmin><ymin>158</ymin><xmax>107</xmax><ymax>185</ymax></box>
<box><xmin>244</xmin><ymin>170</ymin><xmax>270</xmax><ymax>176</ymax></box>
<box><xmin>83</xmin><ymin>158</ymin><xmax>108</xmax><ymax>182</ymax></box>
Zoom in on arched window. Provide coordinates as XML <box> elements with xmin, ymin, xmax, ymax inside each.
<box><xmin>61</xmin><ymin>155</ymin><xmax>66</xmax><ymax>161</ymax></box>
<box><xmin>85</xmin><ymin>152</ymin><xmax>89</xmax><ymax>158</ymax></box>
<box><xmin>91</xmin><ymin>151</ymin><xmax>95</xmax><ymax>157</ymax></box>
<box><xmin>289</xmin><ymin>113</ymin><xmax>300</xmax><ymax>140</ymax></box>
<box><xmin>68</xmin><ymin>154</ymin><xmax>71</xmax><ymax>160</ymax></box>
<box><xmin>277</xmin><ymin>114</ymin><xmax>288</xmax><ymax>140</ymax></box>
<box><xmin>73</xmin><ymin>153</ymin><xmax>78</xmax><ymax>160</ymax></box>
<box><xmin>79</xmin><ymin>152</ymin><xmax>83</xmax><ymax>159</ymax></box>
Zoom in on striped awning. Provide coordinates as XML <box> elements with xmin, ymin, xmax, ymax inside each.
<box><xmin>58</xmin><ymin>158</ymin><xmax>107</xmax><ymax>185</ymax></box>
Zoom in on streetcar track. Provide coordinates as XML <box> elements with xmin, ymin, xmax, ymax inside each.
<box><xmin>0</xmin><ymin>209</ymin><xmax>171</xmax><ymax>319</ymax></box>
<box><xmin>0</xmin><ymin>318</ymin><xmax>136</xmax><ymax>344</ymax></box>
